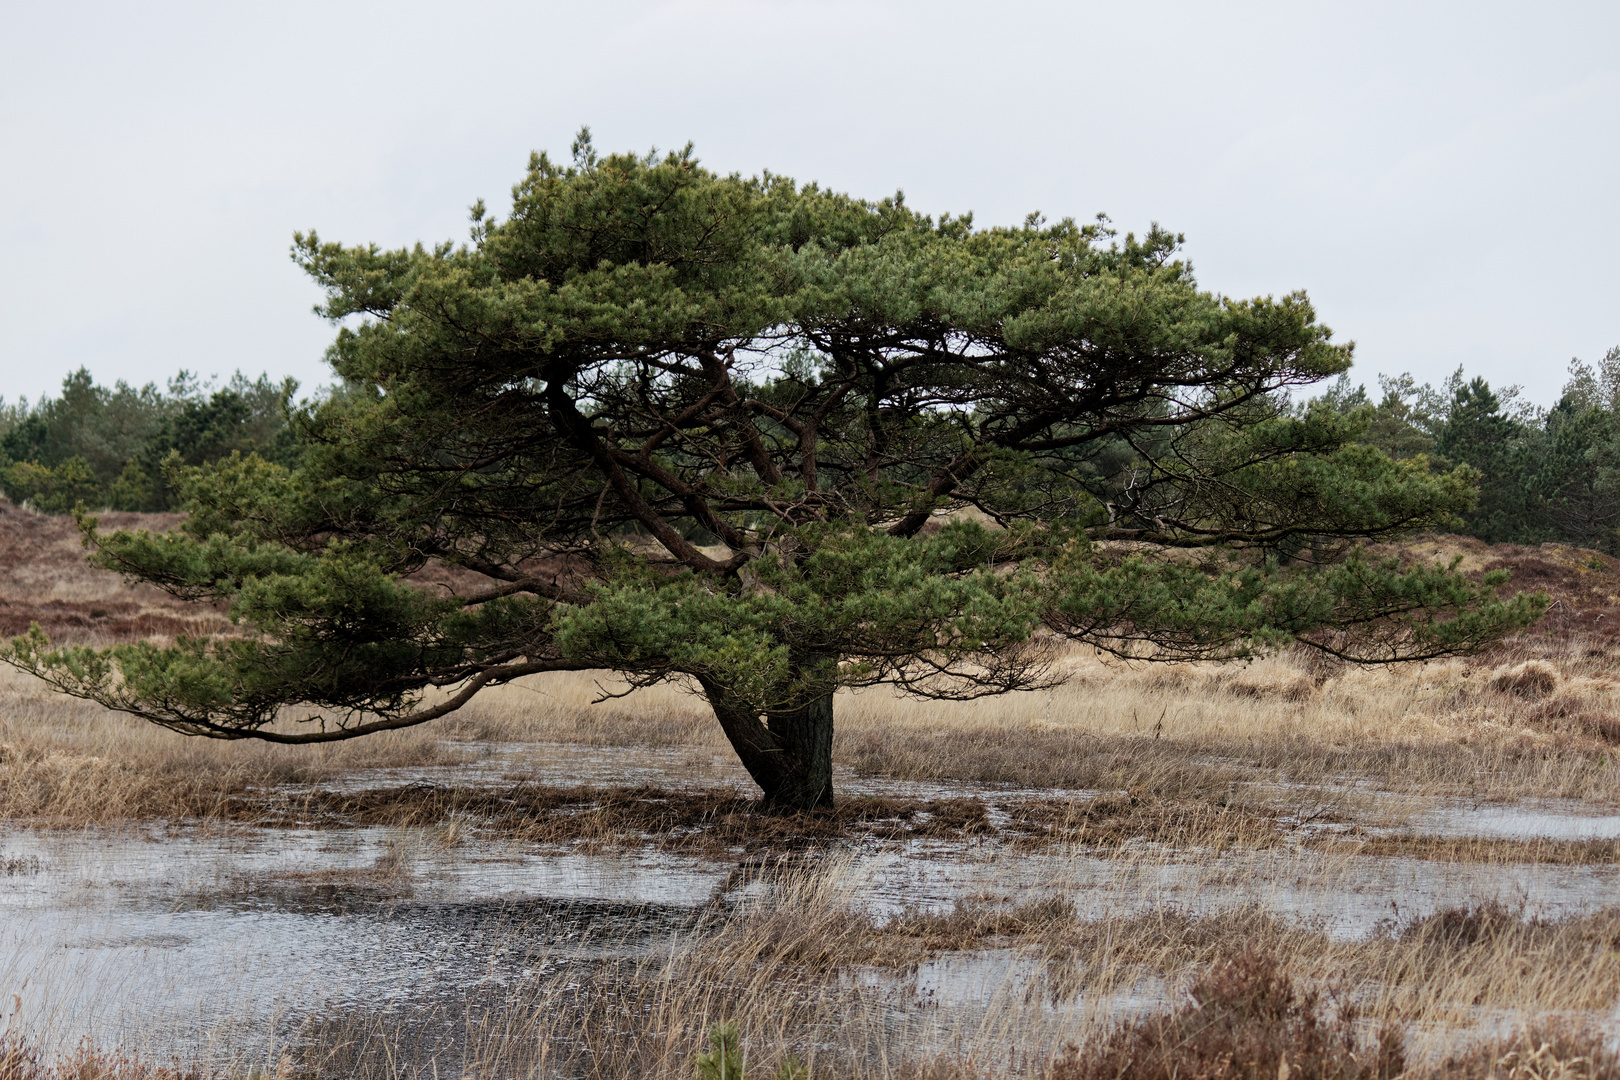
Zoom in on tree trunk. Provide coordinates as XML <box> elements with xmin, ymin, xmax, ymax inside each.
<box><xmin>761</xmin><ymin>685</ymin><xmax>835</xmax><ymax>811</ymax></box>
<box><xmin>696</xmin><ymin>655</ymin><xmax>837</xmax><ymax>812</ymax></box>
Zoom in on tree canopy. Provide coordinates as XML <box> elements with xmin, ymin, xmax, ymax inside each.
<box><xmin>0</xmin><ymin>369</ymin><xmax>298</xmax><ymax>513</ymax></box>
<box><xmin>2</xmin><ymin>133</ymin><xmax>1545</xmax><ymax>810</ymax></box>
<box><xmin>1318</xmin><ymin>347</ymin><xmax>1620</xmax><ymax>551</ymax></box>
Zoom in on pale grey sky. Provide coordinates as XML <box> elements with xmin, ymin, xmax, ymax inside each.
<box><xmin>2</xmin><ymin>1</ymin><xmax>1616</xmax><ymax>408</ymax></box>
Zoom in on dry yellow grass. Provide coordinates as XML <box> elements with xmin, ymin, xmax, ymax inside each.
<box><xmin>5</xmin><ymin>633</ymin><xmax>1620</xmax><ymax>826</ymax></box>
<box><xmin>0</xmin><ymin>667</ymin><xmax>462</xmax><ymax>822</ymax></box>
<box><xmin>437</xmin><ymin>637</ymin><xmax>1620</xmax><ymax>798</ymax></box>
<box><xmin>829</xmin><ymin>641</ymin><xmax>1620</xmax><ymax>801</ymax></box>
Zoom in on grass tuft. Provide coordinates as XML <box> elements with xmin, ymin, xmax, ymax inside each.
<box><xmin>1049</xmin><ymin>950</ymin><xmax>1403</xmax><ymax>1080</ymax></box>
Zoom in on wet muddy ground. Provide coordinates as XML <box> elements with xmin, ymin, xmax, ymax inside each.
<box><xmin>3</xmin><ymin>741</ymin><xmax>1620</xmax><ymax>1071</ymax></box>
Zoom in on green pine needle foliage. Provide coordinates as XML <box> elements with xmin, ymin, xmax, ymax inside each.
<box><xmin>694</xmin><ymin>1023</ymin><xmax>806</xmax><ymax>1080</ymax></box>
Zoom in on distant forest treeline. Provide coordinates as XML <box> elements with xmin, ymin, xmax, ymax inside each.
<box><xmin>4</xmin><ymin>351</ymin><xmax>1620</xmax><ymax>551</ymax></box>
<box><xmin>1316</xmin><ymin>346</ymin><xmax>1620</xmax><ymax>553</ymax></box>
<box><xmin>0</xmin><ymin>368</ymin><xmax>302</xmax><ymax>513</ymax></box>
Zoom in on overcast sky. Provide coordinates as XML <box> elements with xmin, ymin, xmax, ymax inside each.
<box><xmin>2</xmin><ymin>1</ymin><xmax>1616</xmax><ymax>409</ymax></box>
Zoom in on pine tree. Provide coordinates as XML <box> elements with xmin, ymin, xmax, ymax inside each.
<box><xmin>2</xmin><ymin>134</ymin><xmax>1543</xmax><ymax>810</ymax></box>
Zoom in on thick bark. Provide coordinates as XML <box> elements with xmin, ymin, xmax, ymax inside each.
<box><xmin>761</xmin><ymin>687</ymin><xmax>835</xmax><ymax>810</ymax></box>
<box><xmin>696</xmin><ymin>658</ymin><xmax>837</xmax><ymax>812</ymax></box>
<box><xmin>696</xmin><ymin>674</ymin><xmax>787</xmax><ymax>796</ymax></box>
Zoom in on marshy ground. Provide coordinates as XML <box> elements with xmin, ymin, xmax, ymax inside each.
<box><xmin>4</xmin><ymin>504</ymin><xmax>1620</xmax><ymax>1078</ymax></box>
